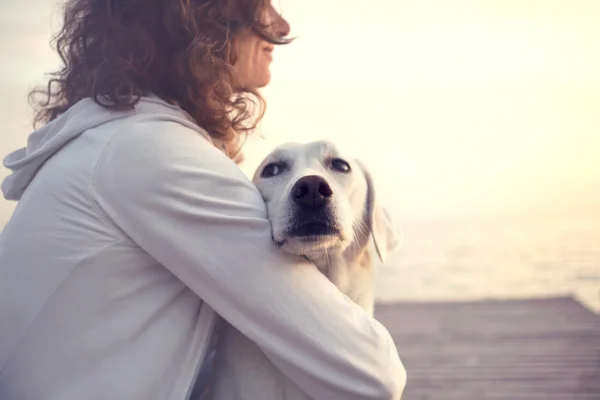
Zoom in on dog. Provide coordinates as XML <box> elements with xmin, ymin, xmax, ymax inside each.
<box><xmin>206</xmin><ymin>140</ymin><xmax>401</xmax><ymax>400</ymax></box>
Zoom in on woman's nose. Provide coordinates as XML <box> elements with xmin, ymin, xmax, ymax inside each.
<box><xmin>267</xmin><ymin>5</ymin><xmax>291</xmax><ymax>38</ymax></box>
<box><xmin>273</xmin><ymin>14</ymin><xmax>290</xmax><ymax>37</ymax></box>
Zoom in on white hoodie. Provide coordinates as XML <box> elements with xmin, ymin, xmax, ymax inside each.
<box><xmin>0</xmin><ymin>96</ymin><xmax>406</xmax><ymax>400</ymax></box>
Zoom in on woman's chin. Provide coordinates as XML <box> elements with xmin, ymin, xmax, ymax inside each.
<box><xmin>241</xmin><ymin>71</ymin><xmax>272</xmax><ymax>91</ymax></box>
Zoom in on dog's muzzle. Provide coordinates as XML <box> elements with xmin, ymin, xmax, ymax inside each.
<box><xmin>289</xmin><ymin>175</ymin><xmax>339</xmax><ymax>237</ymax></box>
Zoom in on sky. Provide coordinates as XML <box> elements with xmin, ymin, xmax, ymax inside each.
<box><xmin>1</xmin><ymin>0</ymin><xmax>599</xmax><ymax>227</ymax></box>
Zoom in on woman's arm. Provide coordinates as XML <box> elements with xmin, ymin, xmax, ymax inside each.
<box><xmin>93</xmin><ymin>120</ymin><xmax>406</xmax><ymax>400</ymax></box>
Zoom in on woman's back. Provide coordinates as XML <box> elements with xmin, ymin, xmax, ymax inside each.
<box><xmin>0</xmin><ymin>97</ymin><xmax>220</xmax><ymax>399</ymax></box>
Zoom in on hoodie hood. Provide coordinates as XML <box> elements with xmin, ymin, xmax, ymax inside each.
<box><xmin>2</xmin><ymin>96</ymin><xmax>210</xmax><ymax>201</ymax></box>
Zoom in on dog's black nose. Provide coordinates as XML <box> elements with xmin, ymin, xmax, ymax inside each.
<box><xmin>291</xmin><ymin>175</ymin><xmax>333</xmax><ymax>209</ymax></box>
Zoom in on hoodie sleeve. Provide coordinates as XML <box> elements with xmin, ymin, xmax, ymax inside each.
<box><xmin>92</xmin><ymin>120</ymin><xmax>406</xmax><ymax>400</ymax></box>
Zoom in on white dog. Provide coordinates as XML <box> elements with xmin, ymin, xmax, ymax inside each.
<box><xmin>206</xmin><ymin>140</ymin><xmax>401</xmax><ymax>400</ymax></box>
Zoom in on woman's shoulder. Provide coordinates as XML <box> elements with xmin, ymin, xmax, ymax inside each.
<box><xmin>109</xmin><ymin>97</ymin><xmax>215</xmax><ymax>149</ymax></box>
<box><xmin>109</xmin><ymin>114</ymin><xmax>212</xmax><ymax>156</ymax></box>
<box><xmin>96</xmin><ymin>97</ymin><xmax>235</xmax><ymax>170</ymax></box>
<box><xmin>92</xmin><ymin>99</ymin><xmax>257</xmax><ymax>204</ymax></box>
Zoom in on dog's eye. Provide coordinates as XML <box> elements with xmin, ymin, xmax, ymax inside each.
<box><xmin>330</xmin><ymin>158</ymin><xmax>351</xmax><ymax>173</ymax></box>
<box><xmin>261</xmin><ymin>163</ymin><xmax>284</xmax><ymax>178</ymax></box>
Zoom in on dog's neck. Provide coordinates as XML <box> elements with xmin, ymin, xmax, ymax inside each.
<box><xmin>306</xmin><ymin>245</ymin><xmax>372</xmax><ymax>295</ymax></box>
<box><xmin>304</xmin><ymin>242</ymin><xmax>366</xmax><ymax>268</ymax></box>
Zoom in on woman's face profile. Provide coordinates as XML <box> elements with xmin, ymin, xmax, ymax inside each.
<box><xmin>232</xmin><ymin>2</ymin><xmax>290</xmax><ymax>90</ymax></box>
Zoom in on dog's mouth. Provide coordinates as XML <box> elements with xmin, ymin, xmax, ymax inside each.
<box><xmin>273</xmin><ymin>208</ymin><xmax>343</xmax><ymax>249</ymax></box>
<box><xmin>288</xmin><ymin>208</ymin><xmax>340</xmax><ymax>239</ymax></box>
<box><xmin>291</xmin><ymin>222</ymin><xmax>338</xmax><ymax>238</ymax></box>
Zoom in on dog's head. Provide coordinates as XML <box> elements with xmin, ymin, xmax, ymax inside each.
<box><xmin>252</xmin><ymin>140</ymin><xmax>401</xmax><ymax>263</ymax></box>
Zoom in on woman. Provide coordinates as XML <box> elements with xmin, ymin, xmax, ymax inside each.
<box><xmin>0</xmin><ymin>0</ymin><xmax>406</xmax><ymax>399</ymax></box>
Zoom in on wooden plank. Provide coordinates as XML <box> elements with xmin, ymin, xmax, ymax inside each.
<box><xmin>375</xmin><ymin>297</ymin><xmax>600</xmax><ymax>399</ymax></box>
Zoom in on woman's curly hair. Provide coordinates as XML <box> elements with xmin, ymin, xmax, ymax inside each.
<box><xmin>29</xmin><ymin>0</ymin><xmax>291</xmax><ymax>154</ymax></box>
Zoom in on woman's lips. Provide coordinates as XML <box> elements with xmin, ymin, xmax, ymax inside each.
<box><xmin>264</xmin><ymin>46</ymin><xmax>274</xmax><ymax>60</ymax></box>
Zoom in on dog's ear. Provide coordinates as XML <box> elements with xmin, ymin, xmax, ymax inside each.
<box><xmin>355</xmin><ymin>159</ymin><xmax>402</xmax><ymax>264</ymax></box>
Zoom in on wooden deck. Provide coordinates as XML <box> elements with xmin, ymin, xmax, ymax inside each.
<box><xmin>375</xmin><ymin>297</ymin><xmax>600</xmax><ymax>400</ymax></box>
